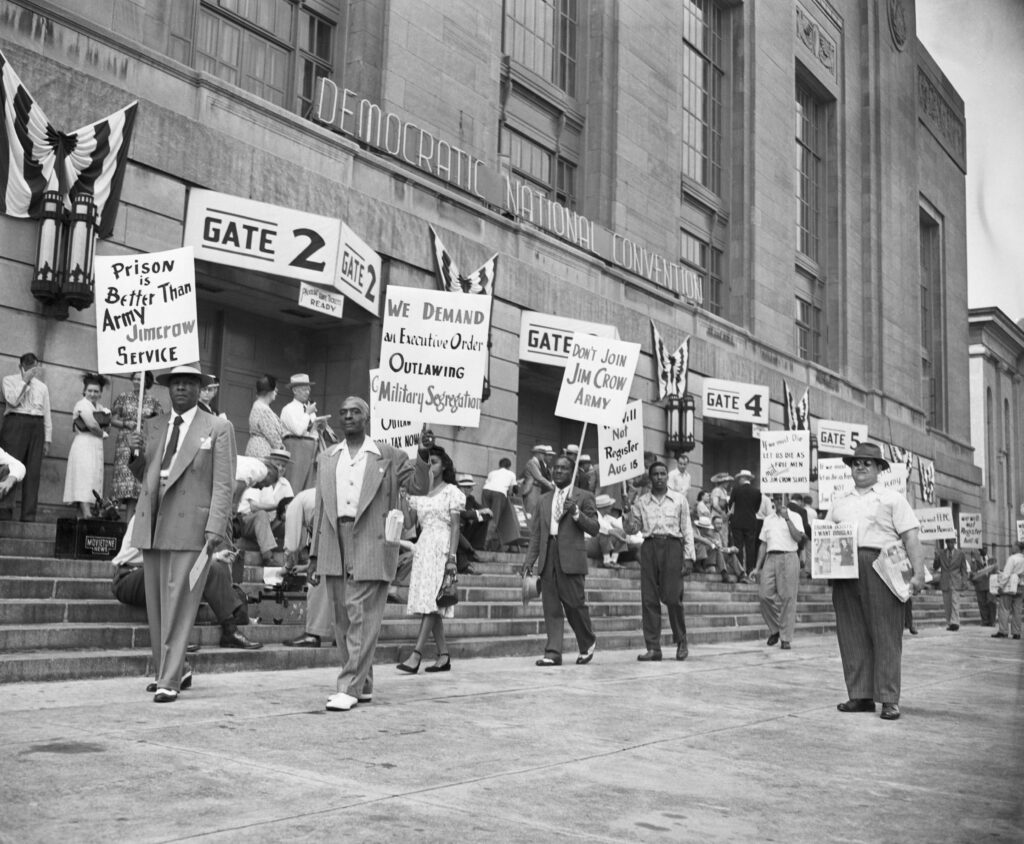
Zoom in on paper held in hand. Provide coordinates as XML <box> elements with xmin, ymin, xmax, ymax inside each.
<box><xmin>871</xmin><ymin>542</ymin><xmax>915</xmax><ymax>602</ymax></box>
<box><xmin>188</xmin><ymin>544</ymin><xmax>211</xmax><ymax>591</ymax></box>
<box><xmin>810</xmin><ymin>521</ymin><xmax>858</xmax><ymax>580</ymax></box>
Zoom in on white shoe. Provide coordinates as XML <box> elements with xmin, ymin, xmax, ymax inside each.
<box><xmin>325</xmin><ymin>692</ymin><xmax>359</xmax><ymax>711</ymax></box>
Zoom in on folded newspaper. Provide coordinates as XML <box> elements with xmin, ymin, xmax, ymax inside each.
<box><xmin>871</xmin><ymin>542</ymin><xmax>915</xmax><ymax>602</ymax></box>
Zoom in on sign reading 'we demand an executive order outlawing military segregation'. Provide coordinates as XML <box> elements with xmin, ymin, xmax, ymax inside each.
<box><xmin>375</xmin><ymin>286</ymin><xmax>491</xmax><ymax>428</ymax></box>
<box><xmin>94</xmin><ymin>247</ymin><xmax>200</xmax><ymax>374</ymax></box>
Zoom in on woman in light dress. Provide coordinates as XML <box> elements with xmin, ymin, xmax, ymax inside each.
<box><xmin>397</xmin><ymin>446</ymin><xmax>464</xmax><ymax>674</ymax></box>
<box><xmin>63</xmin><ymin>373</ymin><xmax>109</xmax><ymax>518</ymax></box>
<box><xmin>245</xmin><ymin>374</ymin><xmax>287</xmax><ymax>458</ymax></box>
<box><xmin>109</xmin><ymin>371</ymin><xmax>162</xmax><ymax>510</ymax></box>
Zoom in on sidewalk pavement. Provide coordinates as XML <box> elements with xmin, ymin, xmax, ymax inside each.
<box><xmin>1</xmin><ymin>626</ymin><xmax>1021</xmax><ymax>844</ymax></box>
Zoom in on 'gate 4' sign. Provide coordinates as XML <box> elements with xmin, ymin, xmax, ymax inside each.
<box><xmin>555</xmin><ymin>334</ymin><xmax>641</xmax><ymax>425</ymax></box>
<box><xmin>702</xmin><ymin>378</ymin><xmax>769</xmax><ymax>424</ymax></box>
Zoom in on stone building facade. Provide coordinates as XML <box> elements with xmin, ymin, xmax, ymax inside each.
<box><xmin>0</xmin><ymin>0</ymin><xmax>980</xmax><ymax>517</ymax></box>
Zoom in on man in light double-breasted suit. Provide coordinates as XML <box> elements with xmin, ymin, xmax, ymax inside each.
<box><xmin>129</xmin><ymin>365</ymin><xmax>236</xmax><ymax>703</ymax></box>
<box><xmin>308</xmin><ymin>397</ymin><xmax>429</xmax><ymax>711</ymax></box>
<box><xmin>525</xmin><ymin>455</ymin><xmax>600</xmax><ymax>667</ymax></box>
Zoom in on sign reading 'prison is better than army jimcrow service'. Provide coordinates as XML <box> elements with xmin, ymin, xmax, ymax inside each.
<box><xmin>94</xmin><ymin>247</ymin><xmax>199</xmax><ymax>374</ymax></box>
<box><xmin>374</xmin><ymin>286</ymin><xmax>491</xmax><ymax>428</ymax></box>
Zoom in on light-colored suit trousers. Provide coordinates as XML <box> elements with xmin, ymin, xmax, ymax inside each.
<box><xmin>143</xmin><ymin>549</ymin><xmax>210</xmax><ymax>691</ymax></box>
<box><xmin>305</xmin><ymin>575</ymin><xmax>334</xmax><ymax>639</ymax></box>
<box><xmin>758</xmin><ymin>550</ymin><xmax>800</xmax><ymax>642</ymax></box>
<box><xmin>325</xmin><ymin>574</ymin><xmax>388</xmax><ymax>698</ymax></box>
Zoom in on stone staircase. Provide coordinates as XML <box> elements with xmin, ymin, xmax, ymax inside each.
<box><xmin>0</xmin><ymin>519</ymin><xmax>976</xmax><ymax>683</ymax></box>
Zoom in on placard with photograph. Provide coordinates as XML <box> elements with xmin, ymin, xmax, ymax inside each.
<box><xmin>810</xmin><ymin>521</ymin><xmax>859</xmax><ymax>580</ymax></box>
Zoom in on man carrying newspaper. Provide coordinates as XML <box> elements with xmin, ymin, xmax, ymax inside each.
<box><xmin>827</xmin><ymin>442</ymin><xmax>925</xmax><ymax>722</ymax></box>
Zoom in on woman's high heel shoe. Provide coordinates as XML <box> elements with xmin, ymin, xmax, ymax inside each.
<box><xmin>424</xmin><ymin>653</ymin><xmax>451</xmax><ymax>673</ymax></box>
<box><xmin>397</xmin><ymin>649</ymin><xmax>422</xmax><ymax>673</ymax></box>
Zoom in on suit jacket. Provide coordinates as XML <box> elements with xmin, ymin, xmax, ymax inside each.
<box><xmin>130</xmin><ymin>409</ymin><xmax>236</xmax><ymax>551</ymax></box>
<box><xmin>933</xmin><ymin>547</ymin><xmax>969</xmax><ymax>590</ymax></box>
<box><xmin>520</xmin><ymin>456</ymin><xmax>553</xmax><ymax>497</ymax></box>
<box><xmin>526</xmin><ymin>486</ymin><xmax>599</xmax><ymax>577</ymax></box>
<box><xmin>309</xmin><ymin>440</ymin><xmax>429</xmax><ymax>581</ymax></box>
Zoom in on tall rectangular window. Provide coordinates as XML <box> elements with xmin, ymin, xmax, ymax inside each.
<box><xmin>501</xmin><ymin>127</ymin><xmax>578</xmax><ymax>209</ymax></box>
<box><xmin>919</xmin><ymin>209</ymin><xmax>946</xmax><ymax>429</ymax></box>
<box><xmin>796</xmin><ymin>85</ymin><xmax>824</xmax><ymax>261</ymax></box>
<box><xmin>795</xmin><ymin>297</ymin><xmax>821</xmax><ymax>363</ymax></box>
<box><xmin>168</xmin><ymin>0</ymin><xmax>337</xmax><ymax>116</ymax></box>
<box><xmin>681</xmin><ymin>0</ymin><xmax>723</xmax><ymax>194</ymax></box>
<box><xmin>681</xmin><ymin>229</ymin><xmax>723</xmax><ymax>316</ymax></box>
<box><xmin>505</xmin><ymin>0</ymin><xmax>578</xmax><ymax>96</ymax></box>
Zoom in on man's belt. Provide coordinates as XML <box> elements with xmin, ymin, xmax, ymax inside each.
<box><xmin>283</xmin><ymin>434</ymin><xmax>315</xmax><ymax>440</ymax></box>
<box><xmin>766</xmin><ymin>550</ymin><xmax>792</xmax><ymax>555</ymax></box>
<box><xmin>339</xmin><ymin>516</ymin><xmax>355</xmax><ymax>523</ymax></box>
<box><xmin>646</xmin><ymin>534</ymin><xmax>679</xmax><ymax>541</ymax></box>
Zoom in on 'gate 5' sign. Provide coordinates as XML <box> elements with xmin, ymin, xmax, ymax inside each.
<box><xmin>701</xmin><ymin>378</ymin><xmax>769</xmax><ymax>424</ymax></box>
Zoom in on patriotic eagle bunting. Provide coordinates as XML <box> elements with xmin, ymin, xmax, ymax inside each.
<box><xmin>0</xmin><ymin>48</ymin><xmax>137</xmax><ymax>237</ymax></box>
<box><xmin>782</xmin><ymin>380</ymin><xmax>809</xmax><ymax>430</ymax></box>
<box><xmin>428</xmin><ymin>225</ymin><xmax>497</xmax><ymax>400</ymax></box>
<box><xmin>650</xmin><ymin>321</ymin><xmax>689</xmax><ymax>401</ymax></box>
<box><xmin>917</xmin><ymin>455</ymin><xmax>936</xmax><ymax>505</ymax></box>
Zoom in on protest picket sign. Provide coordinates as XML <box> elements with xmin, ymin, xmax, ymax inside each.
<box><xmin>759</xmin><ymin>430</ymin><xmax>810</xmax><ymax>493</ymax></box>
<box><xmin>298</xmin><ymin>282</ymin><xmax>344</xmax><ymax>319</ymax></box>
<box><xmin>915</xmin><ymin>507</ymin><xmax>957</xmax><ymax>541</ymax></box>
<box><xmin>374</xmin><ymin>286</ymin><xmax>490</xmax><ymax>427</ymax></box>
<box><xmin>368</xmin><ymin>368</ymin><xmax>421</xmax><ymax>452</ymax></box>
<box><xmin>555</xmin><ymin>333</ymin><xmax>640</xmax><ymax>425</ymax></box>
<box><xmin>814</xmin><ymin>420</ymin><xmax>868</xmax><ymax>455</ymax></box>
<box><xmin>958</xmin><ymin>512</ymin><xmax>982</xmax><ymax>549</ymax></box>
<box><xmin>1017</xmin><ymin>520</ymin><xmax>1024</xmax><ymax>543</ymax></box>
<box><xmin>817</xmin><ymin>456</ymin><xmax>908</xmax><ymax>507</ymax></box>
<box><xmin>598</xmin><ymin>400</ymin><xmax>645</xmax><ymax>485</ymax></box>
<box><xmin>810</xmin><ymin>521</ymin><xmax>858</xmax><ymax>579</ymax></box>
<box><xmin>95</xmin><ymin>246</ymin><xmax>200</xmax><ymax>374</ymax></box>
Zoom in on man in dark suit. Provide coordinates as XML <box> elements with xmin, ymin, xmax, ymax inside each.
<box><xmin>728</xmin><ymin>469</ymin><xmax>762</xmax><ymax>574</ymax></box>
<box><xmin>307</xmin><ymin>397</ymin><xmax>429</xmax><ymax>712</ymax></box>
<box><xmin>524</xmin><ymin>456</ymin><xmax>600</xmax><ymax>666</ymax></box>
<box><xmin>128</xmin><ymin>364</ymin><xmax>236</xmax><ymax>703</ymax></box>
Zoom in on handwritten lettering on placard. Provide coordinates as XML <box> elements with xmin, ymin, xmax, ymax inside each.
<box><xmin>598</xmin><ymin>400</ymin><xmax>645</xmax><ymax>484</ymax></box>
<box><xmin>555</xmin><ymin>334</ymin><xmax>640</xmax><ymax>425</ymax></box>
<box><xmin>760</xmin><ymin>430</ymin><xmax>810</xmax><ymax>493</ymax></box>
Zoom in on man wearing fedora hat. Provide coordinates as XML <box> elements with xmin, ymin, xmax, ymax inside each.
<box><xmin>235</xmin><ymin>448</ymin><xmax>294</xmax><ymax>565</ymax></box>
<box><xmin>280</xmin><ymin>373</ymin><xmax>324</xmax><ymax>493</ymax></box>
<box><xmin>728</xmin><ymin>469</ymin><xmax>762</xmax><ymax>575</ymax></box>
<box><xmin>128</xmin><ymin>364</ymin><xmax>237</xmax><ymax>703</ymax></box>
<box><xmin>520</xmin><ymin>444</ymin><xmax>555</xmax><ymax>523</ymax></box>
<box><xmin>828</xmin><ymin>441</ymin><xmax>924</xmax><ymax>721</ymax></box>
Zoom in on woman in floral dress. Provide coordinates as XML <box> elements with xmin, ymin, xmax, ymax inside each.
<box><xmin>110</xmin><ymin>371</ymin><xmax>162</xmax><ymax>510</ymax></box>
<box><xmin>245</xmin><ymin>374</ymin><xmax>287</xmax><ymax>458</ymax></box>
<box><xmin>396</xmin><ymin>446</ymin><xmax>464</xmax><ymax>674</ymax></box>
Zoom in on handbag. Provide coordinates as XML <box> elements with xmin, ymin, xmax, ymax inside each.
<box><xmin>436</xmin><ymin>570</ymin><xmax>459</xmax><ymax>608</ymax></box>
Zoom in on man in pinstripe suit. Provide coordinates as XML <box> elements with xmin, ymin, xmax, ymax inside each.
<box><xmin>307</xmin><ymin>397</ymin><xmax>430</xmax><ymax>712</ymax></box>
<box><xmin>828</xmin><ymin>443</ymin><xmax>925</xmax><ymax>721</ymax></box>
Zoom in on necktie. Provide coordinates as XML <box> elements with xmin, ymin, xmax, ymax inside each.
<box><xmin>554</xmin><ymin>489</ymin><xmax>565</xmax><ymax>522</ymax></box>
<box><xmin>160</xmin><ymin>416</ymin><xmax>182</xmax><ymax>471</ymax></box>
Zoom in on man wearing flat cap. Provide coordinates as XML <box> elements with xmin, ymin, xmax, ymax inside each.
<box><xmin>280</xmin><ymin>373</ymin><xmax>323</xmax><ymax>493</ymax></box>
<box><xmin>128</xmin><ymin>364</ymin><xmax>237</xmax><ymax>703</ymax></box>
<box><xmin>828</xmin><ymin>442</ymin><xmax>924</xmax><ymax>721</ymax></box>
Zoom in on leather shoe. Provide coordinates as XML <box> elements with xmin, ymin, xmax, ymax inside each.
<box><xmin>535</xmin><ymin>656</ymin><xmax>562</xmax><ymax>666</ymax></box>
<box><xmin>908</xmin><ymin>626</ymin><xmax>918</xmax><ymax>635</ymax></box>
<box><xmin>947</xmin><ymin>624</ymin><xmax>959</xmax><ymax>631</ymax></box>
<box><xmin>284</xmin><ymin>632</ymin><xmax>321</xmax><ymax>648</ymax></box>
<box><xmin>1015</xmin><ymin>635</ymin><xmax>1022</xmax><ymax>640</ymax></box>
<box><xmin>880</xmin><ymin>703</ymin><xmax>901</xmax><ymax>720</ymax></box>
<box><xmin>186</xmin><ymin>643</ymin><xmax>201</xmax><ymax>653</ymax></box>
<box><xmin>675</xmin><ymin>637</ymin><xmax>688</xmax><ymax>661</ymax></box>
<box><xmin>780</xmin><ymin>641</ymin><xmax>791</xmax><ymax>650</ymax></box>
<box><xmin>637</xmin><ymin>650</ymin><xmax>662</xmax><ymax>662</ymax></box>
<box><xmin>991</xmin><ymin>632</ymin><xmax>1008</xmax><ymax>638</ymax></box>
<box><xmin>219</xmin><ymin>628</ymin><xmax>263</xmax><ymax>650</ymax></box>
<box><xmin>766</xmin><ymin>632</ymin><xmax>780</xmax><ymax>647</ymax></box>
<box><xmin>147</xmin><ymin>664</ymin><xmax>192</xmax><ymax>694</ymax></box>
<box><xmin>576</xmin><ymin>641</ymin><xmax>596</xmax><ymax>665</ymax></box>
<box><xmin>153</xmin><ymin>688</ymin><xmax>178</xmax><ymax>703</ymax></box>
<box><xmin>837</xmin><ymin>698</ymin><xmax>876</xmax><ymax>713</ymax></box>
<box><xmin>325</xmin><ymin>692</ymin><xmax>358</xmax><ymax>711</ymax></box>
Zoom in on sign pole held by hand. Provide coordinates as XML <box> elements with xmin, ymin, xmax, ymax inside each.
<box><xmin>135</xmin><ymin>370</ymin><xmax>146</xmax><ymax>434</ymax></box>
<box><xmin>568</xmin><ymin>424</ymin><xmax>588</xmax><ymax>490</ymax></box>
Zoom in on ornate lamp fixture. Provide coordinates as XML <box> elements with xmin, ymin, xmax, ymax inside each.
<box><xmin>651</xmin><ymin>321</ymin><xmax>693</xmax><ymax>458</ymax></box>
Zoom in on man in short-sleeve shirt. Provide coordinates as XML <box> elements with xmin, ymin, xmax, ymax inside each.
<box><xmin>828</xmin><ymin>442</ymin><xmax>924</xmax><ymax>721</ymax></box>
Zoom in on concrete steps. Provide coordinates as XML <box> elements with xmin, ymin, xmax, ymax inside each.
<box><xmin>0</xmin><ymin>518</ymin><xmax>978</xmax><ymax>682</ymax></box>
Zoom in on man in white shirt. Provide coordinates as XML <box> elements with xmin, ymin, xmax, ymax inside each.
<box><xmin>0</xmin><ymin>446</ymin><xmax>26</xmax><ymax>497</ymax></box>
<box><xmin>482</xmin><ymin>457</ymin><xmax>519</xmax><ymax>551</ymax></box>
<box><xmin>280</xmin><ymin>373</ymin><xmax>323</xmax><ymax>493</ymax></box>
<box><xmin>752</xmin><ymin>494</ymin><xmax>805</xmax><ymax>649</ymax></box>
<box><xmin>992</xmin><ymin>541</ymin><xmax>1024</xmax><ymax>640</ymax></box>
<box><xmin>236</xmin><ymin>449</ymin><xmax>294</xmax><ymax>564</ymax></box>
<box><xmin>0</xmin><ymin>353</ymin><xmax>52</xmax><ymax>521</ymax></box>
<box><xmin>666</xmin><ymin>454</ymin><xmax>692</xmax><ymax>503</ymax></box>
